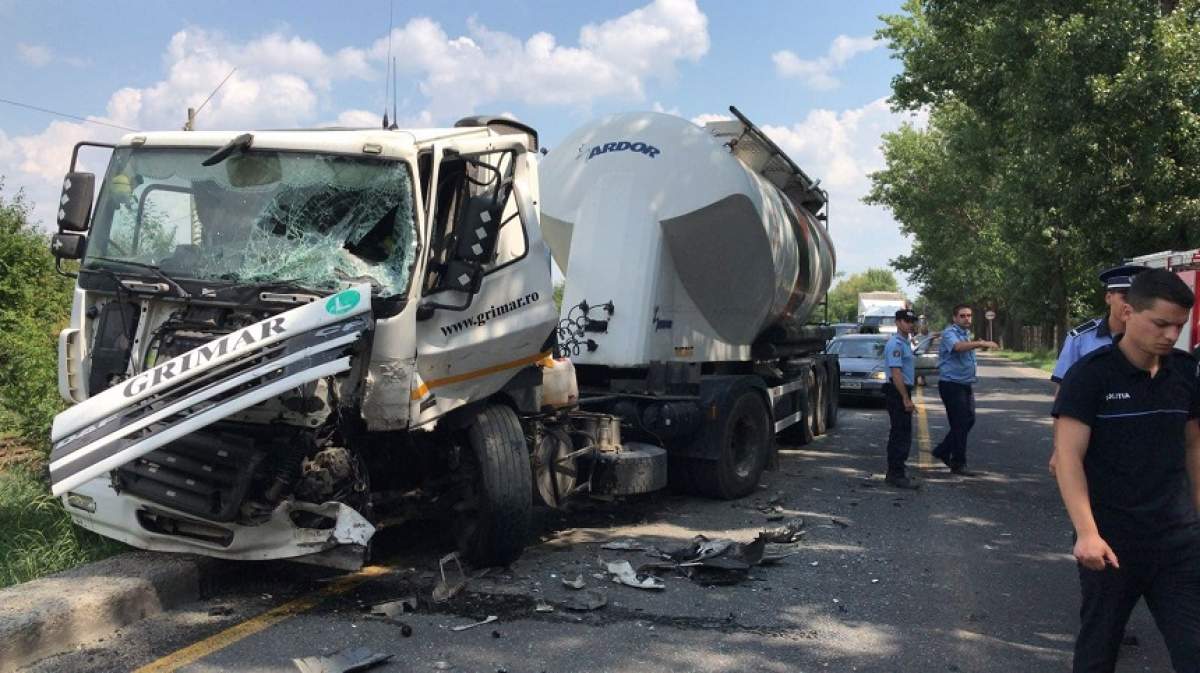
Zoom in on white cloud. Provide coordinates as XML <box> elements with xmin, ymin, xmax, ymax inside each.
<box><xmin>17</xmin><ymin>43</ymin><xmax>53</xmax><ymax>67</ymax></box>
<box><xmin>760</xmin><ymin>98</ymin><xmax>927</xmax><ymax>289</ymax></box>
<box><xmin>690</xmin><ymin>112</ymin><xmax>732</xmax><ymax>126</ymax></box>
<box><xmin>773</xmin><ymin>34</ymin><xmax>879</xmax><ymax>90</ymax></box>
<box><xmin>370</xmin><ymin>0</ymin><xmax>708</xmax><ymax>115</ymax></box>
<box><xmin>331</xmin><ymin>109</ymin><xmax>383</xmax><ymax>128</ymax></box>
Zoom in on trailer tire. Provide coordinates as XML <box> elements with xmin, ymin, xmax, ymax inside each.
<box><xmin>455</xmin><ymin>404</ymin><xmax>532</xmax><ymax>567</ymax></box>
<box><xmin>683</xmin><ymin>387</ymin><xmax>771</xmax><ymax>500</ymax></box>
<box><xmin>825</xmin><ymin>359</ymin><xmax>840</xmax><ymax>430</ymax></box>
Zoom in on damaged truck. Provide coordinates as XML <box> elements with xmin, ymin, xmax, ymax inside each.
<box><xmin>47</xmin><ymin>107</ymin><xmax>837</xmax><ymax>569</ymax></box>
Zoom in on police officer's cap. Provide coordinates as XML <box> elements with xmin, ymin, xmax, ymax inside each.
<box><xmin>1098</xmin><ymin>264</ymin><xmax>1147</xmax><ymax>291</ymax></box>
<box><xmin>894</xmin><ymin>309</ymin><xmax>917</xmax><ymax>322</ymax></box>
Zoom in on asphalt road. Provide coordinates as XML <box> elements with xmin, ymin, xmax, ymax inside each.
<box><xmin>23</xmin><ymin>356</ymin><xmax>1174</xmax><ymax>673</ymax></box>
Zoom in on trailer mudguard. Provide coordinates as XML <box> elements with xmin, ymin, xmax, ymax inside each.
<box><xmin>48</xmin><ymin>284</ymin><xmax>373</xmax><ymax>497</ymax></box>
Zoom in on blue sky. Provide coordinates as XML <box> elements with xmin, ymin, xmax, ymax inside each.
<box><xmin>0</xmin><ymin>0</ymin><xmax>922</xmax><ymax>292</ymax></box>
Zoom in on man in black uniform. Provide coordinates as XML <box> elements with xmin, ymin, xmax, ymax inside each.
<box><xmin>1053</xmin><ymin>268</ymin><xmax>1200</xmax><ymax>672</ymax></box>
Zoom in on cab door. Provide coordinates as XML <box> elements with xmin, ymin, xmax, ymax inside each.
<box><xmin>411</xmin><ymin>138</ymin><xmax>557</xmax><ymax>424</ymax></box>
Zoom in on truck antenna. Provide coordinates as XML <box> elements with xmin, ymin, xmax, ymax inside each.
<box><xmin>184</xmin><ymin>67</ymin><xmax>237</xmax><ymax>131</ymax></box>
<box><xmin>382</xmin><ymin>0</ymin><xmax>394</xmax><ymax>129</ymax></box>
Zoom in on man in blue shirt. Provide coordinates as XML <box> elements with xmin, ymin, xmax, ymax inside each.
<box><xmin>932</xmin><ymin>304</ymin><xmax>999</xmax><ymax>475</ymax></box>
<box><xmin>883</xmin><ymin>309</ymin><xmax>920</xmax><ymax>489</ymax></box>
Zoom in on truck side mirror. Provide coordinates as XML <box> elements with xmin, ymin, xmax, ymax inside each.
<box><xmin>51</xmin><ymin>232</ymin><xmax>87</xmax><ymax>260</ymax></box>
<box><xmin>57</xmin><ymin>172</ymin><xmax>95</xmax><ymax>231</ymax></box>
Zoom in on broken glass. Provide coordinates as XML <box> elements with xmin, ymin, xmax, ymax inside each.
<box><xmin>85</xmin><ymin>146</ymin><xmax>418</xmax><ymax>298</ymax></box>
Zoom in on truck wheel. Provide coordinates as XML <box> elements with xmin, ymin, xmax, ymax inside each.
<box><xmin>825</xmin><ymin>359</ymin><xmax>840</xmax><ymax>429</ymax></box>
<box><xmin>813</xmin><ymin>366</ymin><xmax>828</xmax><ymax>436</ymax></box>
<box><xmin>454</xmin><ymin>404</ymin><xmax>532</xmax><ymax>567</ymax></box>
<box><xmin>684</xmin><ymin>388</ymin><xmax>771</xmax><ymax>499</ymax></box>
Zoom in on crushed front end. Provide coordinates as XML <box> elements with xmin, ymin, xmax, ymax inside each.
<box><xmin>51</xmin><ymin>285</ymin><xmax>378</xmax><ymax>568</ymax></box>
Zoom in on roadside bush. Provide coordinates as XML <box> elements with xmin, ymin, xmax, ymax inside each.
<box><xmin>0</xmin><ymin>183</ymin><xmax>74</xmax><ymax>455</ymax></box>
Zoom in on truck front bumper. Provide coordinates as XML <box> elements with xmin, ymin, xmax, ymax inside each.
<box><xmin>64</xmin><ymin>477</ymin><xmax>375</xmax><ymax>569</ymax></box>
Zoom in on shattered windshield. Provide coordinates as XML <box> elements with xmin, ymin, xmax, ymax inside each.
<box><xmin>83</xmin><ymin>146</ymin><xmax>417</xmax><ymax>297</ymax></box>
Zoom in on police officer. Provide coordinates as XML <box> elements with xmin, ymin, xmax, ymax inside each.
<box><xmin>1052</xmin><ymin>269</ymin><xmax>1200</xmax><ymax>672</ymax></box>
<box><xmin>1051</xmin><ymin>265</ymin><xmax>1147</xmax><ymax>385</ymax></box>
<box><xmin>883</xmin><ymin>309</ymin><xmax>920</xmax><ymax>489</ymax></box>
<box><xmin>932</xmin><ymin>304</ymin><xmax>999</xmax><ymax>475</ymax></box>
<box><xmin>1049</xmin><ymin>264</ymin><xmax>1146</xmax><ymax>477</ymax></box>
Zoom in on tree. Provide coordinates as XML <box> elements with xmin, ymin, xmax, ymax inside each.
<box><xmin>0</xmin><ymin>181</ymin><xmax>74</xmax><ymax>452</ymax></box>
<box><xmin>827</xmin><ymin>268</ymin><xmax>901</xmax><ymax>322</ymax></box>
<box><xmin>874</xmin><ymin>0</ymin><xmax>1200</xmax><ymax>342</ymax></box>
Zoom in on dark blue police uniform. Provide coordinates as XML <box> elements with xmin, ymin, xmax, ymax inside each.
<box><xmin>1053</xmin><ymin>340</ymin><xmax>1200</xmax><ymax>672</ymax></box>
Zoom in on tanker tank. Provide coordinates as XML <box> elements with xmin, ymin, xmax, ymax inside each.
<box><xmin>541</xmin><ymin>108</ymin><xmax>835</xmax><ymax>367</ymax></box>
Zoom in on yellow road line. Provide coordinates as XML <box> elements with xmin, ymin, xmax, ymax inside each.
<box><xmin>133</xmin><ymin>565</ymin><xmax>392</xmax><ymax>673</ymax></box>
<box><xmin>915</xmin><ymin>384</ymin><xmax>931</xmax><ymax>468</ymax></box>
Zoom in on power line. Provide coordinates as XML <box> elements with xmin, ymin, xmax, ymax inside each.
<box><xmin>0</xmin><ymin>96</ymin><xmax>138</xmax><ymax>132</ymax></box>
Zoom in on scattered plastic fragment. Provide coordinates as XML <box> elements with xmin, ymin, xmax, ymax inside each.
<box><xmin>451</xmin><ymin>615</ymin><xmax>498</xmax><ymax>632</ymax></box>
<box><xmin>645</xmin><ymin>522</ymin><xmax>807</xmax><ymax>585</ymax></box>
<box><xmin>562</xmin><ymin>589</ymin><xmax>608</xmax><ymax>611</ymax></box>
<box><xmin>831</xmin><ymin>518</ymin><xmax>850</xmax><ymax>529</ymax></box>
<box><xmin>535</xmin><ymin>600</ymin><xmax>554</xmax><ymax>613</ymax></box>
<box><xmin>433</xmin><ymin>553</ymin><xmax>468</xmax><ymax>603</ymax></box>
<box><xmin>433</xmin><ymin>662</ymin><xmax>454</xmax><ymax>671</ymax></box>
<box><xmin>370</xmin><ymin>596</ymin><xmax>418</xmax><ymax>618</ymax></box>
<box><xmin>763</xmin><ymin>519</ymin><xmax>806</xmax><ymax>543</ymax></box>
<box><xmin>293</xmin><ymin>647</ymin><xmax>393</xmax><ymax>673</ymax></box>
<box><xmin>562</xmin><ymin>574</ymin><xmax>586</xmax><ymax>590</ymax></box>
<box><xmin>605</xmin><ymin>560</ymin><xmax>665</xmax><ymax>590</ymax></box>
<box><xmin>601</xmin><ymin>540</ymin><xmax>646</xmax><ymax>551</ymax></box>
<box><xmin>207</xmin><ymin>605</ymin><xmax>234</xmax><ymax>617</ymax></box>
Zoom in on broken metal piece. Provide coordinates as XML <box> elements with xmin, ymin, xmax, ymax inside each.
<box><xmin>293</xmin><ymin>647</ymin><xmax>393</xmax><ymax>673</ymax></box>
<box><xmin>369</xmin><ymin>596</ymin><xmax>418</xmax><ymax>618</ymax></box>
<box><xmin>451</xmin><ymin>615</ymin><xmax>498</xmax><ymax>632</ymax></box>
<box><xmin>433</xmin><ymin>552</ymin><xmax>468</xmax><ymax>602</ymax></box>
<box><xmin>605</xmin><ymin>560</ymin><xmax>665</xmax><ymax>590</ymax></box>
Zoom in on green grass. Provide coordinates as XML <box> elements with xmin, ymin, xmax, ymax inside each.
<box><xmin>0</xmin><ymin>467</ymin><xmax>125</xmax><ymax>588</ymax></box>
<box><xmin>992</xmin><ymin>348</ymin><xmax>1057</xmax><ymax>373</ymax></box>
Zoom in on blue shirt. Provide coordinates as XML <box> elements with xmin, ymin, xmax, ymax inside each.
<box><xmin>884</xmin><ymin>332</ymin><xmax>915</xmax><ymax>386</ymax></box>
<box><xmin>1051</xmin><ymin>316</ymin><xmax>1113</xmax><ymax>383</ymax></box>
<box><xmin>939</xmin><ymin>324</ymin><xmax>977</xmax><ymax>384</ymax></box>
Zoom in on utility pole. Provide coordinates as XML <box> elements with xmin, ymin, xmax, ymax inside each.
<box><xmin>183</xmin><ymin>107</ymin><xmax>196</xmax><ymax>131</ymax></box>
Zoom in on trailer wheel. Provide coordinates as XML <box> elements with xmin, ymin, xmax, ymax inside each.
<box><xmin>812</xmin><ymin>366</ymin><xmax>828</xmax><ymax>436</ymax></box>
<box><xmin>684</xmin><ymin>388</ymin><xmax>771</xmax><ymax>499</ymax></box>
<box><xmin>454</xmin><ymin>404</ymin><xmax>532</xmax><ymax>567</ymax></box>
<box><xmin>825</xmin><ymin>359</ymin><xmax>840</xmax><ymax>430</ymax></box>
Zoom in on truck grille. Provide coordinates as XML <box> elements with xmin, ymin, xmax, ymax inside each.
<box><xmin>115</xmin><ymin>430</ymin><xmax>263</xmax><ymax>522</ymax></box>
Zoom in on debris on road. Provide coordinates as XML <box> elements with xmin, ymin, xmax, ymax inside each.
<box><xmin>600</xmin><ymin>540</ymin><xmax>646</xmax><ymax>551</ymax></box>
<box><xmin>643</xmin><ymin>523</ymin><xmax>806</xmax><ymax>585</ymax></box>
<box><xmin>293</xmin><ymin>647</ymin><xmax>393</xmax><ymax>673</ymax></box>
<box><xmin>207</xmin><ymin>605</ymin><xmax>234</xmax><ymax>617</ymax></box>
<box><xmin>433</xmin><ymin>553</ymin><xmax>468</xmax><ymax>603</ymax></box>
<box><xmin>605</xmin><ymin>560</ymin><xmax>665</xmax><ymax>590</ymax></box>
<box><xmin>762</xmin><ymin>519</ymin><xmax>806</xmax><ymax>543</ymax></box>
<box><xmin>369</xmin><ymin>596</ymin><xmax>418</xmax><ymax>618</ymax></box>
<box><xmin>562</xmin><ymin>589</ymin><xmax>608</xmax><ymax>611</ymax></box>
<box><xmin>451</xmin><ymin>615</ymin><xmax>498</xmax><ymax>632</ymax></box>
<box><xmin>534</xmin><ymin>600</ymin><xmax>554</xmax><ymax>613</ymax></box>
<box><xmin>561</xmin><ymin>574</ymin><xmax>586</xmax><ymax>590</ymax></box>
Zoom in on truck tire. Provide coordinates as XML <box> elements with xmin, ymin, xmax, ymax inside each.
<box><xmin>683</xmin><ymin>387</ymin><xmax>771</xmax><ymax>499</ymax></box>
<box><xmin>455</xmin><ymin>404</ymin><xmax>532</xmax><ymax>567</ymax></box>
<box><xmin>813</xmin><ymin>366</ymin><xmax>828</xmax><ymax>436</ymax></box>
<box><xmin>825</xmin><ymin>359</ymin><xmax>840</xmax><ymax>430</ymax></box>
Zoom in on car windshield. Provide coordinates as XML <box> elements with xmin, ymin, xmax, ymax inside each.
<box><xmin>829</xmin><ymin>339</ymin><xmax>887</xmax><ymax>358</ymax></box>
<box><xmin>863</xmin><ymin>315</ymin><xmax>896</xmax><ymax>328</ymax></box>
<box><xmin>83</xmin><ymin>146</ymin><xmax>418</xmax><ymax>297</ymax></box>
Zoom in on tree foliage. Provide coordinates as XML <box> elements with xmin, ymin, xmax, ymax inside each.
<box><xmin>0</xmin><ymin>182</ymin><xmax>74</xmax><ymax>451</ymax></box>
<box><xmin>870</xmin><ymin>0</ymin><xmax>1200</xmax><ymax>342</ymax></box>
<box><xmin>827</xmin><ymin>268</ymin><xmax>901</xmax><ymax>322</ymax></box>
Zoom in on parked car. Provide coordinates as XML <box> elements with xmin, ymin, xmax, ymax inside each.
<box><xmin>914</xmin><ymin>333</ymin><xmax>941</xmax><ymax>385</ymax></box>
<box><xmin>827</xmin><ymin>334</ymin><xmax>890</xmax><ymax>400</ymax></box>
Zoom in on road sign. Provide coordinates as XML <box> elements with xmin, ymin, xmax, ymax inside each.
<box><xmin>985</xmin><ymin>310</ymin><xmax>996</xmax><ymax>320</ymax></box>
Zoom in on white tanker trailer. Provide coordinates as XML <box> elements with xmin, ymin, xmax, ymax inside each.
<box><xmin>45</xmin><ymin>107</ymin><xmax>836</xmax><ymax>569</ymax></box>
<box><xmin>540</xmin><ymin>107</ymin><xmax>839</xmax><ymax>499</ymax></box>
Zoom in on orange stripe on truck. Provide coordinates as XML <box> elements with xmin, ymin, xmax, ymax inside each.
<box><xmin>411</xmin><ymin>351</ymin><xmax>552</xmax><ymax>401</ymax></box>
